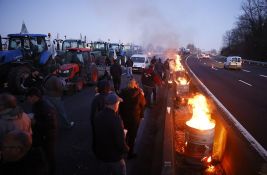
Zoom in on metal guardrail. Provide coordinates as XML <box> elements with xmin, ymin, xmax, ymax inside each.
<box><xmin>219</xmin><ymin>55</ymin><xmax>267</xmax><ymax>66</ymax></box>
<box><xmin>243</xmin><ymin>59</ymin><xmax>267</xmax><ymax>66</ymax></box>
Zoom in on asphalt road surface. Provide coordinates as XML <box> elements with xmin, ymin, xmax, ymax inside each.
<box><xmin>186</xmin><ymin>55</ymin><xmax>267</xmax><ymax>150</ymax></box>
<box><xmin>21</xmin><ymin>73</ymin><xmax>167</xmax><ymax>175</ymax></box>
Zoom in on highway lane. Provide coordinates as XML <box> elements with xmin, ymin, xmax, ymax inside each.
<box><xmin>187</xmin><ymin>55</ymin><xmax>267</xmax><ymax>150</ymax></box>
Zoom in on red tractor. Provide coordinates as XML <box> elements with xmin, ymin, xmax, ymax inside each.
<box><xmin>57</xmin><ymin>48</ymin><xmax>98</xmax><ymax>92</ymax></box>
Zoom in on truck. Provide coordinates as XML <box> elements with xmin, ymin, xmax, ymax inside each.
<box><xmin>0</xmin><ymin>33</ymin><xmax>55</xmax><ymax>94</ymax></box>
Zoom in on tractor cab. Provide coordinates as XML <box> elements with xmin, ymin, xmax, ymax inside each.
<box><xmin>56</xmin><ymin>39</ymin><xmax>87</xmax><ymax>58</ymax></box>
<box><xmin>90</xmin><ymin>41</ymin><xmax>109</xmax><ymax>57</ymax></box>
<box><xmin>3</xmin><ymin>34</ymin><xmax>50</xmax><ymax>66</ymax></box>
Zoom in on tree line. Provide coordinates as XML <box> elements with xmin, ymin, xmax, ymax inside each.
<box><xmin>221</xmin><ymin>0</ymin><xmax>267</xmax><ymax>61</ymax></box>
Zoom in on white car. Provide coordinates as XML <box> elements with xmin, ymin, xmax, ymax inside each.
<box><xmin>224</xmin><ymin>56</ymin><xmax>242</xmax><ymax>69</ymax></box>
<box><xmin>131</xmin><ymin>54</ymin><xmax>150</xmax><ymax>72</ymax></box>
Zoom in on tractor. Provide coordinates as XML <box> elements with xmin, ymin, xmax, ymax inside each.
<box><xmin>0</xmin><ymin>33</ymin><xmax>55</xmax><ymax>94</ymax></box>
<box><xmin>56</xmin><ymin>48</ymin><xmax>99</xmax><ymax>93</ymax></box>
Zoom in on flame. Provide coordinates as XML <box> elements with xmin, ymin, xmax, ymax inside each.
<box><xmin>186</xmin><ymin>94</ymin><xmax>215</xmax><ymax>130</ymax></box>
<box><xmin>207</xmin><ymin>156</ymin><xmax>212</xmax><ymax>163</ymax></box>
<box><xmin>206</xmin><ymin>165</ymin><xmax>215</xmax><ymax>173</ymax></box>
<box><xmin>175</xmin><ymin>55</ymin><xmax>184</xmax><ymax>71</ymax></box>
<box><xmin>177</xmin><ymin>77</ymin><xmax>188</xmax><ymax>85</ymax></box>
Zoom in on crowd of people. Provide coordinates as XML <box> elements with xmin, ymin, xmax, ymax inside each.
<box><xmin>0</xmin><ymin>56</ymin><xmax>170</xmax><ymax>175</ymax></box>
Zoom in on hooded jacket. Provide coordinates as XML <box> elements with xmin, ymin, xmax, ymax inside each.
<box><xmin>119</xmin><ymin>87</ymin><xmax>146</xmax><ymax>129</ymax></box>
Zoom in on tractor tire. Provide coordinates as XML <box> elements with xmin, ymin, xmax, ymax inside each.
<box><xmin>87</xmin><ymin>65</ymin><xmax>98</xmax><ymax>85</ymax></box>
<box><xmin>8</xmin><ymin>66</ymin><xmax>31</xmax><ymax>94</ymax></box>
<box><xmin>91</xmin><ymin>69</ymin><xmax>98</xmax><ymax>84</ymax></box>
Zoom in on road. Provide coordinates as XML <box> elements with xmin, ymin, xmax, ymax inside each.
<box><xmin>20</xmin><ymin>73</ymin><xmax>167</xmax><ymax>175</ymax></box>
<box><xmin>186</xmin><ymin>55</ymin><xmax>267</xmax><ymax>150</ymax></box>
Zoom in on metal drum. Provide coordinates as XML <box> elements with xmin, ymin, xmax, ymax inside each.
<box><xmin>185</xmin><ymin>124</ymin><xmax>215</xmax><ymax>159</ymax></box>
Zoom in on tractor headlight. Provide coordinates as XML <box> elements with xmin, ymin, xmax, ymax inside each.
<box><xmin>63</xmin><ymin>70</ymin><xmax>70</xmax><ymax>74</ymax></box>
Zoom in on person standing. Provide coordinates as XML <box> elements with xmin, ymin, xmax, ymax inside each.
<box><xmin>163</xmin><ymin>58</ymin><xmax>170</xmax><ymax>81</ymax></box>
<box><xmin>43</xmin><ymin>73</ymin><xmax>74</xmax><ymax>128</ymax></box>
<box><xmin>90</xmin><ymin>80</ymin><xmax>111</xmax><ymax>153</ymax></box>
<box><xmin>125</xmin><ymin>57</ymin><xmax>133</xmax><ymax>78</ymax></box>
<box><xmin>93</xmin><ymin>93</ymin><xmax>129</xmax><ymax>175</ymax></box>
<box><xmin>110</xmin><ymin>59</ymin><xmax>122</xmax><ymax>94</ymax></box>
<box><xmin>155</xmin><ymin>58</ymin><xmax>165</xmax><ymax>80</ymax></box>
<box><xmin>26</xmin><ymin>87</ymin><xmax>58</xmax><ymax>175</ymax></box>
<box><xmin>119</xmin><ymin>79</ymin><xmax>146</xmax><ymax>159</ymax></box>
<box><xmin>141</xmin><ymin>64</ymin><xmax>162</xmax><ymax>107</ymax></box>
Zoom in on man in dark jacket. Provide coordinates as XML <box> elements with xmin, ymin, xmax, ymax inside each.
<box><xmin>93</xmin><ymin>93</ymin><xmax>129</xmax><ymax>175</ymax></box>
<box><xmin>43</xmin><ymin>73</ymin><xmax>74</xmax><ymax>128</ymax></box>
<box><xmin>141</xmin><ymin>64</ymin><xmax>162</xmax><ymax>107</ymax></box>
<box><xmin>119</xmin><ymin>79</ymin><xmax>146</xmax><ymax>159</ymax></box>
<box><xmin>26</xmin><ymin>87</ymin><xmax>58</xmax><ymax>175</ymax></box>
<box><xmin>90</xmin><ymin>80</ymin><xmax>111</xmax><ymax>152</ymax></box>
<box><xmin>125</xmin><ymin>57</ymin><xmax>133</xmax><ymax>78</ymax></box>
<box><xmin>155</xmin><ymin>58</ymin><xmax>165</xmax><ymax>79</ymax></box>
<box><xmin>110</xmin><ymin>59</ymin><xmax>122</xmax><ymax>93</ymax></box>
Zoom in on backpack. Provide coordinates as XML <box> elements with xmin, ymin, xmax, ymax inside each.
<box><xmin>1</xmin><ymin>130</ymin><xmax>32</xmax><ymax>162</ymax></box>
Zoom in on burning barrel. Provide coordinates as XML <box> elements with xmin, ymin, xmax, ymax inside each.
<box><xmin>185</xmin><ymin>123</ymin><xmax>215</xmax><ymax>159</ymax></box>
<box><xmin>184</xmin><ymin>94</ymin><xmax>216</xmax><ymax>160</ymax></box>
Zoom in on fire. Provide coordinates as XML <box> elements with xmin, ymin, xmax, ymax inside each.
<box><xmin>207</xmin><ymin>156</ymin><xmax>212</xmax><ymax>163</ymax></box>
<box><xmin>177</xmin><ymin>77</ymin><xmax>188</xmax><ymax>85</ymax></box>
<box><xmin>168</xmin><ymin>80</ymin><xmax>173</xmax><ymax>84</ymax></box>
<box><xmin>186</xmin><ymin>94</ymin><xmax>215</xmax><ymax>130</ymax></box>
<box><xmin>175</xmin><ymin>55</ymin><xmax>184</xmax><ymax>71</ymax></box>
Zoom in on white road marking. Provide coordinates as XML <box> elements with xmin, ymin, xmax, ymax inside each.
<box><xmin>238</xmin><ymin>80</ymin><xmax>252</xmax><ymax>87</ymax></box>
<box><xmin>242</xmin><ymin>69</ymin><xmax>251</xmax><ymax>72</ymax></box>
<box><xmin>259</xmin><ymin>74</ymin><xmax>267</xmax><ymax>78</ymax></box>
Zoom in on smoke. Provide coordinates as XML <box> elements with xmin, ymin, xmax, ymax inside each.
<box><xmin>89</xmin><ymin>0</ymin><xmax>180</xmax><ymax>50</ymax></box>
<box><xmin>127</xmin><ymin>3</ymin><xmax>180</xmax><ymax>50</ymax></box>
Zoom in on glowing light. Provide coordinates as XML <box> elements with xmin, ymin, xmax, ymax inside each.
<box><xmin>175</xmin><ymin>55</ymin><xmax>184</xmax><ymax>71</ymax></box>
<box><xmin>167</xmin><ymin>107</ymin><xmax>171</xmax><ymax>114</ymax></box>
<box><xmin>186</xmin><ymin>94</ymin><xmax>215</xmax><ymax>130</ymax></box>
<box><xmin>177</xmin><ymin>77</ymin><xmax>188</xmax><ymax>85</ymax></box>
<box><xmin>207</xmin><ymin>156</ymin><xmax>212</xmax><ymax>163</ymax></box>
<box><xmin>206</xmin><ymin>165</ymin><xmax>215</xmax><ymax>173</ymax></box>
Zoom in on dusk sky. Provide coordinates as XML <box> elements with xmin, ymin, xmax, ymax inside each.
<box><xmin>0</xmin><ymin>0</ymin><xmax>243</xmax><ymax>51</ymax></box>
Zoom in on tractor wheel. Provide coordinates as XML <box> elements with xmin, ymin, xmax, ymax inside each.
<box><xmin>75</xmin><ymin>78</ymin><xmax>84</xmax><ymax>92</ymax></box>
<box><xmin>8</xmin><ymin>66</ymin><xmax>31</xmax><ymax>94</ymax></box>
<box><xmin>91</xmin><ymin>69</ymin><xmax>98</xmax><ymax>84</ymax></box>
